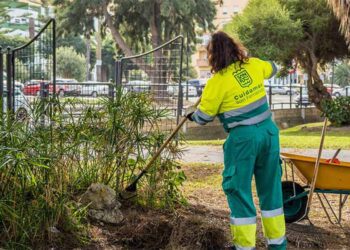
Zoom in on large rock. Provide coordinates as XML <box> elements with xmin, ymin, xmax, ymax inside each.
<box><xmin>80</xmin><ymin>183</ymin><xmax>123</xmax><ymax>224</ymax></box>
<box><xmin>81</xmin><ymin>183</ymin><xmax>121</xmax><ymax>210</ymax></box>
<box><xmin>88</xmin><ymin>206</ymin><xmax>124</xmax><ymax>224</ymax></box>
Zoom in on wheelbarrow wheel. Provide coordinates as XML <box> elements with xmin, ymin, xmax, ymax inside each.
<box><xmin>282</xmin><ymin>181</ymin><xmax>308</xmax><ymax>223</ymax></box>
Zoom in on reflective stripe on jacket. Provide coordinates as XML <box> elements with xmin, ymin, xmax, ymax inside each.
<box><xmin>192</xmin><ymin>57</ymin><xmax>276</xmax><ymax>131</ymax></box>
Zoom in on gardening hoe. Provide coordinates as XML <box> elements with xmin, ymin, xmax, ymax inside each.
<box><xmin>119</xmin><ymin>98</ymin><xmax>201</xmax><ymax>200</ymax></box>
<box><xmin>301</xmin><ymin>117</ymin><xmax>328</xmax><ymax>222</ymax></box>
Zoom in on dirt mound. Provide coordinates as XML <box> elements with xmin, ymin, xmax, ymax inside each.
<box><xmin>88</xmin><ymin>205</ymin><xmax>229</xmax><ymax>249</ymax></box>
<box><xmin>168</xmin><ymin>214</ymin><xmax>226</xmax><ymax>250</ymax></box>
<box><xmin>287</xmin><ymin>223</ymin><xmax>328</xmax><ymax>249</ymax></box>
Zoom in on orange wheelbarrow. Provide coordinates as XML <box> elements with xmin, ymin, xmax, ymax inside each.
<box><xmin>280</xmin><ymin>152</ymin><xmax>350</xmax><ymax>224</ymax></box>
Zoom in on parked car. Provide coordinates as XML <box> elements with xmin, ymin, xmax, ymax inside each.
<box><xmin>295</xmin><ymin>94</ymin><xmax>311</xmax><ymax>108</ymax></box>
<box><xmin>124</xmin><ymin>80</ymin><xmax>151</xmax><ymax>93</ymax></box>
<box><xmin>3</xmin><ymin>86</ymin><xmax>30</xmax><ymax>121</ymax></box>
<box><xmin>56</xmin><ymin>78</ymin><xmax>81</xmax><ymax>97</ymax></box>
<box><xmin>187</xmin><ymin>79</ymin><xmax>207</xmax><ymax>96</ymax></box>
<box><xmin>167</xmin><ymin>83</ymin><xmax>197</xmax><ymax>97</ymax></box>
<box><xmin>2</xmin><ymin>72</ymin><xmax>24</xmax><ymax>90</ymax></box>
<box><xmin>265</xmin><ymin>85</ymin><xmax>298</xmax><ymax>95</ymax></box>
<box><xmin>324</xmin><ymin>84</ymin><xmax>342</xmax><ymax>95</ymax></box>
<box><xmin>333</xmin><ymin>86</ymin><xmax>350</xmax><ymax>97</ymax></box>
<box><xmin>23</xmin><ymin>80</ymin><xmax>56</xmax><ymax>96</ymax></box>
<box><xmin>80</xmin><ymin>82</ymin><xmax>110</xmax><ymax>97</ymax></box>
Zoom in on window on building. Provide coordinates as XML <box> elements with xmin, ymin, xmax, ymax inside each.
<box><xmin>222</xmin><ymin>7</ymin><xmax>228</xmax><ymax>15</ymax></box>
<box><xmin>15</xmin><ymin>18</ymin><xmax>20</xmax><ymax>24</ymax></box>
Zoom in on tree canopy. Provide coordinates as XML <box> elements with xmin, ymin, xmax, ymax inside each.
<box><xmin>56</xmin><ymin>47</ymin><xmax>86</xmax><ymax>82</ymax></box>
<box><xmin>328</xmin><ymin>0</ymin><xmax>350</xmax><ymax>47</ymax></box>
<box><xmin>225</xmin><ymin>0</ymin><xmax>349</xmax><ymax>110</ymax></box>
<box><xmin>334</xmin><ymin>62</ymin><xmax>350</xmax><ymax>87</ymax></box>
<box><xmin>53</xmin><ymin>0</ymin><xmax>216</xmax><ymax>54</ymax></box>
<box><xmin>0</xmin><ymin>34</ymin><xmax>28</xmax><ymax>49</ymax></box>
<box><xmin>53</xmin><ymin>0</ymin><xmax>216</xmax><ymax>94</ymax></box>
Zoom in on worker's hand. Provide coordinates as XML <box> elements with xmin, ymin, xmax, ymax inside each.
<box><xmin>186</xmin><ymin>112</ymin><xmax>194</xmax><ymax>121</ymax></box>
<box><xmin>185</xmin><ymin>105</ymin><xmax>196</xmax><ymax>121</ymax></box>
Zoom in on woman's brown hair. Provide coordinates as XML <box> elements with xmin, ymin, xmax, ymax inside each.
<box><xmin>206</xmin><ymin>31</ymin><xmax>248</xmax><ymax>74</ymax></box>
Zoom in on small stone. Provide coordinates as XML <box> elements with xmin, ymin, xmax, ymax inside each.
<box><xmin>281</xmin><ymin>122</ymin><xmax>289</xmax><ymax>129</ymax></box>
<box><xmin>48</xmin><ymin>226</ymin><xmax>60</xmax><ymax>234</ymax></box>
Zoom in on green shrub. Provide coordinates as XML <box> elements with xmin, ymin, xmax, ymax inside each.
<box><xmin>321</xmin><ymin>97</ymin><xmax>350</xmax><ymax>126</ymax></box>
<box><xmin>0</xmin><ymin>88</ymin><xmax>185</xmax><ymax>247</ymax></box>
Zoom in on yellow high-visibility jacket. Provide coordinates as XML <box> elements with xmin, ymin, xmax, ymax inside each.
<box><xmin>192</xmin><ymin>57</ymin><xmax>276</xmax><ymax>131</ymax></box>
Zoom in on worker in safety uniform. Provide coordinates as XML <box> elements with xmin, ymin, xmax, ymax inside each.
<box><xmin>187</xmin><ymin>31</ymin><xmax>286</xmax><ymax>250</ymax></box>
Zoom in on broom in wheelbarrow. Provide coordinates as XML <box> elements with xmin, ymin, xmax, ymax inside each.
<box><xmin>119</xmin><ymin>98</ymin><xmax>201</xmax><ymax>200</ymax></box>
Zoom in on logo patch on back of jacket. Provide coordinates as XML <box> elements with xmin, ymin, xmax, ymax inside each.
<box><xmin>233</xmin><ymin>69</ymin><xmax>252</xmax><ymax>88</ymax></box>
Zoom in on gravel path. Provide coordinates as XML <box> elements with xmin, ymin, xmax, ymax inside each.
<box><xmin>181</xmin><ymin>145</ymin><xmax>350</xmax><ymax>163</ymax></box>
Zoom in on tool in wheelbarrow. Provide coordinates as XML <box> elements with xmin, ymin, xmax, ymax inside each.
<box><xmin>119</xmin><ymin>98</ymin><xmax>201</xmax><ymax>200</ymax></box>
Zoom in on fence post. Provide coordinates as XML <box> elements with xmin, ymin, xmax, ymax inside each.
<box><xmin>108</xmin><ymin>80</ymin><xmax>114</xmax><ymax>100</ymax></box>
<box><xmin>0</xmin><ymin>47</ymin><xmax>3</xmax><ymax>117</ymax></box>
<box><xmin>177</xmin><ymin>37</ymin><xmax>184</xmax><ymax>125</ymax></box>
<box><xmin>289</xmin><ymin>81</ymin><xmax>292</xmax><ymax>109</ymax></box>
<box><xmin>115</xmin><ymin>59</ymin><xmax>122</xmax><ymax>87</ymax></box>
<box><xmin>40</xmin><ymin>78</ymin><xmax>48</xmax><ymax>126</ymax></box>
<box><xmin>346</xmin><ymin>87</ymin><xmax>349</xmax><ymax>97</ymax></box>
<box><xmin>185</xmin><ymin>34</ymin><xmax>189</xmax><ymax>101</ymax></box>
<box><xmin>299</xmin><ymin>86</ymin><xmax>302</xmax><ymax>109</ymax></box>
<box><xmin>6</xmin><ymin>47</ymin><xmax>13</xmax><ymax>115</ymax></box>
<box><xmin>52</xmin><ymin>20</ymin><xmax>56</xmax><ymax>98</ymax></box>
<box><xmin>269</xmin><ymin>85</ymin><xmax>272</xmax><ymax>109</ymax></box>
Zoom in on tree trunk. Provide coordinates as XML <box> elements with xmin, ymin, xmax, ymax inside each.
<box><xmin>95</xmin><ymin>18</ymin><xmax>102</xmax><ymax>82</ymax></box>
<box><xmin>302</xmin><ymin>53</ymin><xmax>331</xmax><ymax>111</ymax></box>
<box><xmin>86</xmin><ymin>36</ymin><xmax>91</xmax><ymax>81</ymax></box>
<box><xmin>149</xmin><ymin>0</ymin><xmax>168</xmax><ymax>100</ymax></box>
<box><xmin>102</xmin><ymin>0</ymin><xmax>170</xmax><ymax>102</ymax></box>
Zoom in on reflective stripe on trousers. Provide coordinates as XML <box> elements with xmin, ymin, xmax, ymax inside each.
<box><xmin>261</xmin><ymin>208</ymin><xmax>286</xmax><ymax>247</ymax></box>
<box><xmin>230</xmin><ymin>216</ymin><xmax>256</xmax><ymax>249</ymax></box>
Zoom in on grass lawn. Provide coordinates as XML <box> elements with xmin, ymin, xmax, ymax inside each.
<box><xmin>187</xmin><ymin>122</ymin><xmax>350</xmax><ymax>149</ymax></box>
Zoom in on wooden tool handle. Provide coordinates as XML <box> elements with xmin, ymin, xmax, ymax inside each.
<box><xmin>330</xmin><ymin>148</ymin><xmax>341</xmax><ymax>163</ymax></box>
<box><xmin>305</xmin><ymin>118</ymin><xmax>328</xmax><ymax>216</ymax></box>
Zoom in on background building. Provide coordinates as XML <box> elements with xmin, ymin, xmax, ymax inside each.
<box><xmin>193</xmin><ymin>0</ymin><xmax>249</xmax><ymax>79</ymax></box>
<box><xmin>0</xmin><ymin>0</ymin><xmax>53</xmax><ymax>37</ymax></box>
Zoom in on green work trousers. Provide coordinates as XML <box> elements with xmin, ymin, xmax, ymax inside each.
<box><xmin>222</xmin><ymin>118</ymin><xmax>286</xmax><ymax>250</ymax></box>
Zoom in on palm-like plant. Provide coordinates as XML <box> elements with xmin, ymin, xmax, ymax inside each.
<box><xmin>328</xmin><ymin>0</ymin><xmax>350</xmax><ymax>47</ymax></box>
<box><xmin>334</xmin><ymin>62</ymin><xmax>350</xmax><ymax>87</ymax></box>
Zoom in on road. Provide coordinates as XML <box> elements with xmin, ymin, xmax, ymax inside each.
<box><xmin>181</xmin><ymin>145</ymin><xmax>350</xmax><ymax>163</ymax></box>
<box><xmin>184</xmin><ymin>93</ymin><xmax>306</xmax><ymax>110</ymax></box>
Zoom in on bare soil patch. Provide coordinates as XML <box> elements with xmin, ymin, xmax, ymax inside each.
<box><xmin>181</xmin><ymin>163</ymin><xmax>350</xmax><ymax>250</ymax></box>
<box><xmin>60</xmin><ymin>162</ymin><xmax>350</xmax><ymax>250</ymax></box>
<box><xmin>84</xmin><ymin>203</ymin><xmax>228</xmax><ymax>250</ymax></box>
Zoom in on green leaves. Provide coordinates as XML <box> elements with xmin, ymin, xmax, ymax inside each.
<box><xmin>224</xmin><ymin>0</ymin><xmax>303</xmax><ymax>63</ymax></box>
<box><xmin>224</xmin><ymin>0</ymin><xmax>349</xmax><ymax>111</ymax></box>
<box><xmin>52</xmin><ymin>0</ymin><xmax>216</xmax><ymax>54</ymax></box>
<box><xmin>0</xmin><ymin>88</ymin><xmax>185</xmax><ymax>246</ymax></box>
<box><xmin>322</xmin><ymin>97</ymin><xmax>350</xmax><ymax>126</ymax></box>
<box><xmin>334</xmin><ymin>62</ymin><xmax>350</xmax><ymax>87</ymax></box>
<box><xmin>56</xmin><ymin>46</ymin><xmax>87</xmax><ymax>81</ymax></box>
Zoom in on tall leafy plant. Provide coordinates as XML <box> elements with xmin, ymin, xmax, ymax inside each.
<box><xmin>0</xmin><ymin>88</ymin><xmax>185</xmax><ymax>247</ymax></box>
